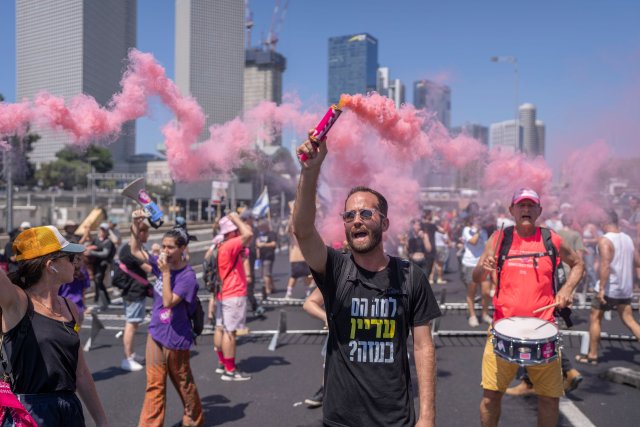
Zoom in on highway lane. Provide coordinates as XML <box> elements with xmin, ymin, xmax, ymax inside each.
<box><xmin>81</xmin><ymin>248</ymin><xmax>640</xmax><ymax>426</ymax></box>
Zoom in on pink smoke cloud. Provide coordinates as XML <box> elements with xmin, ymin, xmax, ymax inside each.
<box><xmin>482</xmin><ymin>148</ymin><xmax>553</xmax><ymax>206</ymax></box>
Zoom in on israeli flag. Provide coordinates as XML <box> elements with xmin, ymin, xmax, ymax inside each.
<box><xmin>252</xmin><ymin>186</ymin><xmax>270</xmax><ymax>218</ymax></box>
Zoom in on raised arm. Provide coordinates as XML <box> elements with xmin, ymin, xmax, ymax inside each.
<box><xmin>292</xmin><ymin>131</ymin><xmax>328</xmax><ymax>275</ymax></box>
<box><xmin>228</xmin><ymin>212</ymin><xmax>254</xmax><ymax>247</ymax></box>
<box><xmin>0</xmin><ymin>270</ymin><xmax>27</xmax><ymax>332</ymax></box>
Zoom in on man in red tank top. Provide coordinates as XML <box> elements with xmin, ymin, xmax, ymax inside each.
<box><xmin>472</xmin><ymin>188</ymin><xmax>584</xmax><ymax>427</ymax></box>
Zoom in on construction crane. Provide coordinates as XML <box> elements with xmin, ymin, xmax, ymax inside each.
<box><xmin>245</xmin><ymin>0</ymin><xmax>254</xmax><ymax>49</ymax></box>
<box><xmin>263</xmin><ymin>0</ymin><xmax>289</xmax><ymax>52</ymax></box>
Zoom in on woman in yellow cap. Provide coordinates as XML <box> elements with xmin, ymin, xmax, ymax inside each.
<box><xmin>0</xmin><ymin>226</ymin><xmax>108</xmax><ymax>426</ymax></box>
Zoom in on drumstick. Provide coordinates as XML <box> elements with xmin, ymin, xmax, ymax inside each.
<box><xmin>532</xmin><ymin>302</ymin><xmax>559</xmax><ymax>314</ymax></box>
<box><xmin>492</xmin><ymin>223</ymin><xmax>505</xmax><ymax>258</ymax></box>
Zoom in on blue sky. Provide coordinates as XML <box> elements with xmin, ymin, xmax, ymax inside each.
<box><xmin>1</xmin><ymin>0</ymin><xmax>639</xmax><ymax>166</ymax></box>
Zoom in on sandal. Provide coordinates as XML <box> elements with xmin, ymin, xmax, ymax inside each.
<box><xmin>575</xmin><ymin>354</ymin><xmax>598</xmax><ymax>365</ymax></box>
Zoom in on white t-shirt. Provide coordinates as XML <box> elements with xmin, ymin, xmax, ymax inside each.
<box><xmin>435</xmin><ymin>231</ymin><xmax>448</xmax><ymax>248</ymax></box>
<box><xmin>496</xmin><ymin>216</ymin><xmax>515</xmax><ymax>230</ymax></box>
<box><xmin>595</xmin><ymin>231</ymin><xmax>635</xmax><ymax>298</ymax></box>
<box><xmin>462</xmin><ymin>226</ymin><xmax>487</xmax><ymax>267</ymax></box>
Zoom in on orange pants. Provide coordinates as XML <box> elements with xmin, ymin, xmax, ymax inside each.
<box><xmin>138</xmin><ymin>335</ymin><xmax>204</xmax><ymax>426</ymax></box>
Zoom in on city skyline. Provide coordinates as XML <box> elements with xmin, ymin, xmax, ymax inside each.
<box><xmin>1</xmin><ymin>0</ymin><xmax>639</xmax><ymax>175</ymax></box>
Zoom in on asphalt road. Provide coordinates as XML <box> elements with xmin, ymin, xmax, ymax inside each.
<box><xmin>80</xmin><ymin>248</ymin><xmax>640</xmax><ymax>426</ymax></box>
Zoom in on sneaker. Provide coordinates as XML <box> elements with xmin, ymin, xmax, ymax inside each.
<box><xmin>304</xmin><ymin>386</ymin><xmax>324</xmax><ymax>408</ymax></box>
<box><xmin>468</xmin><ymin>316</ymin><xmax>479</xmax><ymax>327</ymax></box>
<box><xmin>221</xmin><ymin>370</ymin><xmax>251</xmax><ymax>381</ymax></box>
<box><xmin>285</xmin><ymin>292</ymin><xmax>293</xmax><ymax>299</ymax></box>
<box><xmin>482</xmin><ymin>314</ymin><xmax>493</xmax><ymax>324</ymax></box>
<box><xmin>215</xmin><ymin>363</ymin><xmax>225</xmax><ymax>374</ymax></box>
<box><xmin>131</xmin><ymin>353</ymin><xmax>145</xmax><ymax>365</ymax></box>
<box><xmin>505</xmin><ymin>380</ymin><xmax>535</xmax><ymax>396</ymax></box>
<box><xmin>121</xmin><ymin>357</ymin><xmax>144</xmax><ymax>372</ymax></box>
<box><xmin>254</xmin><ymin>306</ymin><xmax>266</xmax><ymax>316</ymax></box>
<box><xmin>563</xmin><ymin>369</ymin><xmax>583</xmax><ymax>393</ymax></box>
<box><xmin>436</xmin><ymin>279</ymin><xmax>447</xmax><ymax>285</ymax></box>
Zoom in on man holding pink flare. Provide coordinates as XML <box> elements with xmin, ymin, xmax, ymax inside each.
<box><xmin>293</xmin><ymin>129</ymin><xmax>440</xmax><ymax>427</ymax></box>
<box><xmin>472</xmin><ymin>188</ymin><xmax>584</xmax><ymax>427</ymax></box>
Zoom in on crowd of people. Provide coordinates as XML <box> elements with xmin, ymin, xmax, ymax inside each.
<box><xmin>0</xmin><ymin>169</ymin><xmax>639</xmax><ymax>426</ymax></box>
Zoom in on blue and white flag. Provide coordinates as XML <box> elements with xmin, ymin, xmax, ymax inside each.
<box><xmin>252</xmin><ymin>186</ymin><xmax>270</xmax><ymax>218</ymax></box>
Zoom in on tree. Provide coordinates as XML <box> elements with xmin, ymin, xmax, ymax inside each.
<box><xmin>0</xmin><ymin>93</ymin><xmax>39</xmax><ymax>187</ymax></box>
<box><xmin>35</xmin><ymin>144</ymin><xmax>113</xmax><ymax>190</ymax></box>
<box><xmin>56</xmin><ymin>144</ymin><xmax>113</xmax><ymax>172</ymax></box>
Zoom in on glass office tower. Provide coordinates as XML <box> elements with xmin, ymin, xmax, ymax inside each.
<box><xmin>328</xmin><ymin>33</ymin><xmax>378</xmax><ymax>105</ymax></box>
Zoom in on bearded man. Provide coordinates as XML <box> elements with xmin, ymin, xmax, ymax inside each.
<box><xmin>292</xmin><ymin>133</ymin><xmax>441</xmax><ymax>427</ymax></box>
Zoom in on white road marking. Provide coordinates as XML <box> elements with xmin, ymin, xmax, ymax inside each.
<box><xmin>560</xmin><ymin>397</ymin><xmax>596</xmax><ymax>427</ymax></box>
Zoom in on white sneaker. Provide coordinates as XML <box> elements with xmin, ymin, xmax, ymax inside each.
<box><xmin>221</xmin><ymin>370</ymin><xmax>251</xmax><ymax>381</ymax></box>
<box><xmin>468</xmin><ymin>316</ymin><xmax>479</xmax><ymax>327</ymax></box>
<box><xmin>482</xmin><ymin>314</ymin><xmax>493</xmax><ymax>324</ymax></box>
<box><xmin>121</xmin><ymin>357</ymin><xmax>144</xmax><ymax>372</ymax></box>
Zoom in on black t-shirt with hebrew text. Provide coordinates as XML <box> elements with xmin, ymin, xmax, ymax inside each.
<box><xmin>310</xmin><ymin>247</ymin><xmax>441</xmax><ymax>427</ymax></box>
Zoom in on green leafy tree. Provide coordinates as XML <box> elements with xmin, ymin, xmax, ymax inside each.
<box><xmin>35</xmin><ymin>144</ymin><xmax>113</xmax><ymax>190</ymax></box>
<box><xmin>0</xmin><ymin>93</ymin><xmax>39</xmax><ymax>186</ymax></box>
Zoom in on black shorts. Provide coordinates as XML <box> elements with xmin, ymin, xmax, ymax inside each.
<box><xmin>290</xmin><ymin>261</ymin><xmax>311</xmax><ymax>279</ymax></box>
<box><xmin>592</xmin><ymin>295</ymin><xmax>632</xmax><ymax>311</ymax></box>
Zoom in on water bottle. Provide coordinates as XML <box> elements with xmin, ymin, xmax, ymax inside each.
<box><xmin>254</xmin><ymin>259</ymin><xmax>262</xmax><ymax>271</ymax></box>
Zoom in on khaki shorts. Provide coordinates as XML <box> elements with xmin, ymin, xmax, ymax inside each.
<box><xmin>481</xmin><ymin>333</ymin><xmax>564</xmax><ymax>398</ymax></box>
<box><xmin>215</xmin><ymin>296</ymin><xmax>247</xmax><ymax>332</ymax></box>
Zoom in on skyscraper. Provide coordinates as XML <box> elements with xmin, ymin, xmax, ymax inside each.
<box><xmin>328</xmin><ymin>33</ymin><xmax>378</xmax><ymax>105</ymax></box>
<box><xmin>376</xmin><ymin>67</ymin><xmax>404</xmax><ymax>109</ymax></box>
<box><xmin>244</xmin><ymin>48</ymin><xmax>287</xmax><ymax>147</ymax></box>
<box><xmin>388</xmin><ymin>79</ymin><xmax>405</xmax><ymax>110</ymax></box>
<box><xmin>376</xmin><ymin>67</ymin><xmax>390</xmax><ymax>97</ymax></box>
<box><xmin>489</xmin><ymin>120</ymin><xmax>520</xmax><ymax>152</ymax></box>
<box><xmin>489</xmin><ymin>104</ymin><xmax>545</xmax><ymax>157</ymax></box>
<box><xmin>175</xmin><ymin>0</ymin><xmax>244</xmax><ymax>137</ymax></box>
<box><xmin>16</xmin><ymin>0</ymin><xmax>136</xmax><ymax>169</ymax></box>
<box><xmin>452</xmin><ymin>123</ymin><xmax>489</xmax><ymax>146</ymax></box>
<box><xmin>413</xmin><ymin>80</ymin><xmax>451</xmax><ymax>130</ymax></box>
<box><xmin>519</xmin><ymin>103</ymin><xmax>545</xmax><ymax>157</ymax></box>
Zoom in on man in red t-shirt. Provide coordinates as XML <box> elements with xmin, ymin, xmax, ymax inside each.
<box><xmin>473</xmin><ymin>188</ymin><xmax>584</xmax><ymax>427</ymax></box>
<box><xmin>212</xmin><ymin>212</ymin><xmax>253</xmax><ymax>381</ymax></box>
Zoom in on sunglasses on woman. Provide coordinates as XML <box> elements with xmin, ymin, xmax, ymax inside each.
<box><xmin>59</xmin><ymin>253</ymin><xmax>77</xmax><ymax>263</ymax></box>
<box><xmin>340</xmin><ymin>208</ymin><xmax>385</xmax><ymax>223</ymax></box>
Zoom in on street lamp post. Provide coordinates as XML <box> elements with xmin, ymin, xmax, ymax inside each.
<box><xmin>490</xmin><ymin>56</ymin><xmax>520</xmax><ymax>149</ymax></box>
<box><xmin>4</xmin><ymin>148</ymin><xmax>13</xmax><ymax>232</ymax></box>
<box><xmin>87</xmin><ymin>156</ymin><xmax>98</xmax><ymax>207</ymax></box>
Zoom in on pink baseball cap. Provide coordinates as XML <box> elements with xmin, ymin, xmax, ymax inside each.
<box><xmin>512</xmin><ymin>188</ymin><xmax>541</xmax><ymax>205</ymax></box>
<box><xmin>218</xmin><ymin>216</ymin><xmax>238</xmax><ymax>235</ymax></box>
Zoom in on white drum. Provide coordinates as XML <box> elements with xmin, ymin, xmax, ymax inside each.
<box><xmin>491</xmin><ymin>316</ymin><xmax>560</xmax><ymax>365</ymax></box>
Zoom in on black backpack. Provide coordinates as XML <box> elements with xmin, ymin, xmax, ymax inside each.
<box><xmin>202</xmin><ymin>245</ymin><xmax>222</xmax><ymax>294</ymax></box>
<box><xmin>190</xmin><ymin>296</ymin><xmax>205</xmax><ymax>339</ymax></box>
<box><xmin>202</xmin><ymin>243</ymin><xmax>242</xmax><ymax>294</ymax></box>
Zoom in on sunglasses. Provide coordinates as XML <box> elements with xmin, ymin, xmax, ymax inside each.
<box><xmin>61</xmin><ymin>253</ymin><xmax>77</xmax><ymax>263</ymax></box>
<box><xmin>340</xmin><ymin>208</ymin><xmax>385</xmax><ymax>223</ymax></box>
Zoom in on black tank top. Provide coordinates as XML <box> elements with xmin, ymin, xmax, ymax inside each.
<box><xmin>2</xmin><ymin>297</ymin><xmax>79</xmax><ymax>393</ymax></box>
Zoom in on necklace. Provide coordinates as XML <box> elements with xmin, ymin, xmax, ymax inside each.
<box><xmin>31</xmin><ymin>296</ymin><xmax>76</xmax><ymax>334</ymax></box>
<box><xmin>31</xmin><ymin>295</ymin><xmax>63</xmax><ymax>317</ymax></box>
